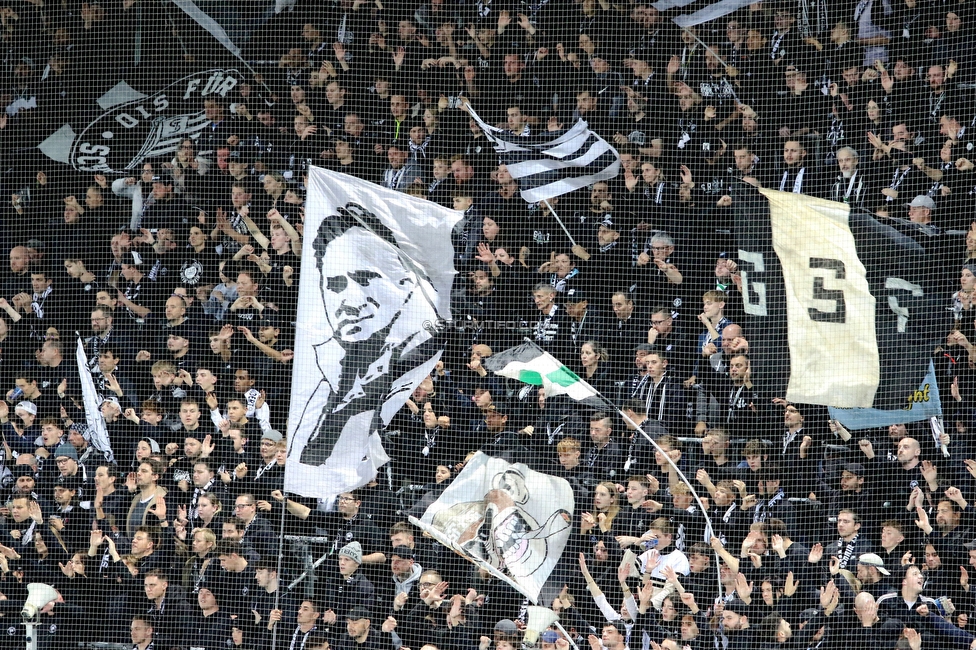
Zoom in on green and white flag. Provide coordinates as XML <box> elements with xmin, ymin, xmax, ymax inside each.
<box><xmin>484</xmin><ymin>341</ymin><xmax>611</xmax><ymax>409</ymax></box>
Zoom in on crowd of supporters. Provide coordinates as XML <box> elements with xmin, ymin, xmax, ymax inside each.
<box><xmin>4</xmin><ymin>1</ymin><xmax>976</xmax><ymax>650</ymax></box>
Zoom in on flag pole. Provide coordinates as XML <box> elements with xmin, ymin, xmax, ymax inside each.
<box><xmin>541</xmin><ymin>198</ymin><xmax>590</xmax><ymax>261</ymax></box>
<box><xmin>614</xmin><ymin>408</ymin><xmax>724</xmax><ymax>601</ymax></box>
<box><xmin>516</xmin><ymin>339</ymin><xmax>724</xmax><ymax>601</ymax></box>
<box><xmin>552</xmin><ymin>621</ymin><xmax>580</xmax><ymax>650</ymax></box>
<box><xmin>680</xmin><ymin>28</ymin><xmax>741</xmax><ymax>101</ymax></box>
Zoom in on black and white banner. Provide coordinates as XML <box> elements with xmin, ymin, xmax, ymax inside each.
<box><xmin>76</xmin><ymin>338</ymin><xmax>114</xmax><ymax>463</ymax></box>
<box><xmin>672</xmin><ymin>0</ymin><xmax>755</xmax><ymax>27</ymax></box>
<box><xmin>733</xmin><ymin>184</ymin><xmax>941</xmax><ymax>409</ymax></box>
<box><xmin>37</xmin><ymin>68</ymin><xmax>245</xmax><ymax>173</ymax></box>
<box><xmin>285</xmin><ymin>167</ymin><xmax>460</xmax><ymax>499</ymax></box>
<box><xmin>467</xmin><ymin>105</ymin><xmax>620</xmax><ymax>204</ymax></box>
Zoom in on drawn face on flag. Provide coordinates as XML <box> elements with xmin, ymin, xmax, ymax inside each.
<box><xmin>313</xmin><ymin>205</ymin><xmax>428</xmax><ymax>344</ymax></box>
<box><xmin>318</xmin><ymin>229</ymin><xmax>416</xmax><ymax>342</ymax></box>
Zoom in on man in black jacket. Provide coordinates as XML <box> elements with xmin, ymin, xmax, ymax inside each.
<box><xmin>144</xmin><ymin>569</ymin><xmax>193</xmax><ymax>650</ymax></box>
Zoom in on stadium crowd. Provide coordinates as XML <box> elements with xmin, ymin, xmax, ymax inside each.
<box><xmin>4</xmin><ymin>1</ymin><xmax>976</xmax><ymax>650</ymax></box>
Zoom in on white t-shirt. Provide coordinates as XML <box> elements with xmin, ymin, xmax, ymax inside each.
<box><xmin>639</xmin><ymin>547</ymin><xmax>690</xmax><ymax>580</ymax></box>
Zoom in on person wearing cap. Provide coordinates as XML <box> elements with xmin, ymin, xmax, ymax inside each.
<box><xmin>636</xmin><ymin>232</ymin><xmax>683</xmax><ymax>313</ymax></box>
<box><xmin>383</xmin><ymin>544</ymin><xmax>422</xmax><ymax>613</ymax></box>
<box><xmin>65</xmin><ymin>421</ymin><xmax>95</xmax><ymax>467</ymax></box>
<box><xmin>588</xmin><ymin>223</ymin><xmax>636</xmax><ymax>316</ymax></box>
<box><xmin>815</xmin><ymin>461</ymin><xmax>884</xmax><ymax>542</ymax></box>
<box><xmin>905</xmin><ymin>194</ymin><xmax>937</xmax><ymax>224</ymax></box>
<box><xmin>562</xmin><ymin>289</ymin><xmax>605</xmax><ymax>359</ymax></box>
<box><xmin>0</xmin><ymin>397</ymin><xmax>37</xmax><ymax>459</ymax></box>
<box><xmin>7</xmin><ymin>463</ymin><xmax>39</xmax><ymax>502</ymax></box>
<box><xmin>715</xmin><ymin>597</ymin><xmax>755</xmax><ymax>650</ymax></box>
<box><xmin>491</xmin><ymin>617</ymin><xmax>522</xmax><ymax>650</ymax></box>
<box><xmin>49</xmin><ymin>478</ymin><xmax>88</xmax><ymax>550</ymax></box>
<box><xmin>855</xmin><ymin>553</ymin><xmax>894</xmax><ymax>599</ymax></box>
<box><xmin>539</xmin><ymin>629</ymin><xmax>560</xmax><ymax>650</ymax></box>
<box><xmin>337</xmin><ymin>606</ymin><xmax>398</xmax><ymax>650</ymax></box>
<box><xmin>235</xmin><ymin>429</ymin><xmax>284</xmax><ymax>502</ymax></box>
<box><xmin>321</xmin><ymin>541</ymin><xmax>376</xmax><ymax>628</ymax></box>
<box><xmin>148</xmin><ymin>297</ymin><xmax>202</xmax><ymax>363</ymax></box>
<box><xmin>9</xmin><ymin>372</ymin><xmax>59</xmax><ymax>421</ymax></box>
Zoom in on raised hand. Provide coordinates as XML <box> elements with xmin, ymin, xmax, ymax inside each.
<box><xmin>808</xmin><ymin>543</ymin><xmax>824</xmax><ymax>564</ymax></box>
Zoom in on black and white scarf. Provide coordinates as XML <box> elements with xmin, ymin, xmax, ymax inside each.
<box><xmin>836</xmin><ymin>533</ymin><xmax>860</xmax><ymax>569</ymax></box>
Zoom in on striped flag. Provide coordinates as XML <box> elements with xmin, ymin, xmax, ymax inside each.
<box><xmin>467</xmin><ymin>106</ymin><xmax>621</xmax><ymax>203</ymax></box>
<box><xmin>484</xmin><ymin>341</ymin><xmax>611</xmax><ymax>409</ymax></box>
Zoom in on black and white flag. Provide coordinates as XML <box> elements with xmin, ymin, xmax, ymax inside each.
<box><xmin>76</xmin><ymin>338</ymin><xmax>114</xmax><ymax>463</ymax></box>
<box><xmin>733</xmin><ymin>184</ymin><xmax>942</xmax><ymax>409</ymax></box>
<box><xmin>467</xmin><ymin>105</ymin><xmax>620</xmax><ymax>203</ymax></box>
<box><xmin>38</xmin><ymin>68</ymin><xmax>245</xmax><ymax>173</ymax></box>
<box><xmin>409</xmin><ymin>452</ymin><xmax>574</xmax><ymax>603</ymax></box>
<box><xmin>285</xmin><ymin>167</ymin><xmax>460</xmax><ymax>500</ymax></box>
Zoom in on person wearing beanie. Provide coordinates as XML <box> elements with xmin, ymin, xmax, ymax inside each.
<box><xmin>53</xmin><ymin>441</ymin><xmax>91</xmax><ymax>507</ymax></box>
<box><xmin>716</xmin><ymin>598</ymin><xmax>755</xmax><ymax>650</ymax></box>
<box><xmin>186</xmin><ymin>586</ymin><xmax>234</xmax><ymax>650</ymax></box>
<box><xmin>493</xmin><ymin>618</ymin><xmax>522</xmax><ymax>650</ymax></box>
<box><xmin>321</xmin><ymin>541</ymin><xmax>375</xmax><ymax>630</ymax></box>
